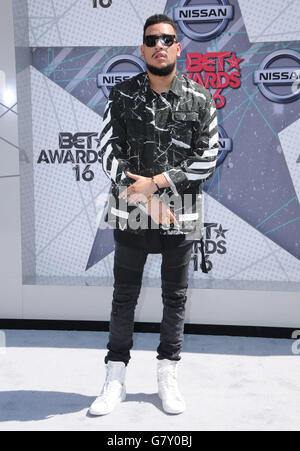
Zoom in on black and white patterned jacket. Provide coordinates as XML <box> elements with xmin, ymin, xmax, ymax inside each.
<box><xmin>98</xmin><ymin>70</ymin><xmax>218</xmax><ymax>240</ymax></box>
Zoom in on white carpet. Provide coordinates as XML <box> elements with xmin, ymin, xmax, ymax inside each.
<box><xmin>0</xmin><ymin>330</ymin><xmax>299</xmax><ymax>431</ymax></box>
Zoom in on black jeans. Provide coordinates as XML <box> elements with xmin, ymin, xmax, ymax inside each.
<box><xmin>104</xmin><ymin>231</ymin><xmax>194</xmax><ymax>366</ymax></box>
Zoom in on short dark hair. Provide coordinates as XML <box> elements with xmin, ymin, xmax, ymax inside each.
<box><xmin>143</xmin><ymin>14</ymin><xmax>177</xmax><ymax>41</ymax></box>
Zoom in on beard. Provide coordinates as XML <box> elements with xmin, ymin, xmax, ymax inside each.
<box><xmin>146</xmin><ymin>61</ymin><xmax>176</xmax><ymax>76</ymax></box>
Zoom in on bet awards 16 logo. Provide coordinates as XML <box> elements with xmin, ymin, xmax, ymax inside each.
<box><xmin>37</xmin><ymin>133</ymin><xmax>101</xmax><ymax>182</ymax></box>
<box><xmin>93</xmin><ymin>0</ymin><xmax>112</xmax><ymax>8</ymax></box>
<box><xmin>186</xmin><ymin>51</ymin><xmax>243</xmax><ymax>109</ymax></box>
<box><xmin>192</xmin><ymin>222</ymin><xmax>228</xmax><ymax>272</ymax></box>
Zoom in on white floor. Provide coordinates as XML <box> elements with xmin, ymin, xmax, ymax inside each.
<box><xmin>0</xmin><ymin>329</ymin><xmax>299</xmax><ymax>431</ymax></box>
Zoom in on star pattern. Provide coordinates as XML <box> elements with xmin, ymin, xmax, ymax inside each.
<box><xmin>226</xmin><ymin>53</ymin><xmax>244</xmax><ymax>71</ymax></box>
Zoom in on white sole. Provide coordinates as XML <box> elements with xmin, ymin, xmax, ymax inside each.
<box><xmin>89</xmin><ymin>387</ymin><xmax>126</xmax><ymax>416</ymax></box>
<box><xmin>158</xmin><ymin>391</ymin><xmax>185</xmax><ymax>414</ymax></box>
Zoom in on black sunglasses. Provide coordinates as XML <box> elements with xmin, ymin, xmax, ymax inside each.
<box><xmin>143</xmin><ymin>34</ymin><xmax>177</xmax><ymax>47</ymax></box>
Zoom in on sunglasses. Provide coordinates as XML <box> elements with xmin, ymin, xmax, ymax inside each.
<box><xmin>143</xmin><ymin>34</ymin><xmax>177</xmax><ymax>47</ymax></box>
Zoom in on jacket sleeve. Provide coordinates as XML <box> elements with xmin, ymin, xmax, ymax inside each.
<box><xmin>162</xmin><ymin>91</ymin><xmax>219</xmax><ymax>196</ymax></box>
<box><xmin>98</xmin><ymin>86</ymin><xmax>134</xmax><ymax>188</ymax></box>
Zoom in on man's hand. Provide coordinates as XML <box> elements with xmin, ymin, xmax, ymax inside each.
<box><xmin>118</xmin><ymin>171</ymin><xmax>157</xmax><ymax>202</ymax></box>
<box><xmin>147</xmin><ymin>196</ymin><xmax>179</xmax><ymax>227</ymax></box>
<box><xmin>117</xmin><ymin>171</ymin><xmax>178</xmax><ymax>226</ymax></box>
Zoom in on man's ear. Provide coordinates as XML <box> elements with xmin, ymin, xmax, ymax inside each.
<box><xmin>140</xmin><ymin>44</ymin><xmax>145</xmax><ymax>59</ymax></box>
<box><xmin>176</xmin><ymin>42</ymin><xmax>182</xmax><ymax>57</ymax></box>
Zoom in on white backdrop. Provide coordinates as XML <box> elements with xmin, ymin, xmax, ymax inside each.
<box><xmin>0</xmin><ymin>0</ymin><xmax>299</xmax><ymax>328</ymax></box>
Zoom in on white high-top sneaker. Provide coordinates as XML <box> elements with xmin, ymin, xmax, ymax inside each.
<box><xmin>157</xmin><ymin>359</ymin><xmax>186</xmax><ymax>414</ymax></box>
<box><xmin>89</xmin><ymin>361</ymin><xmax>126</xmax><ymax>416</ymax></box>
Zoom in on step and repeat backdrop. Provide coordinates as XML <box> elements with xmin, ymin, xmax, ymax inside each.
<box><xmin>13</xmin><ymin>0</ymin><xmax>300</xmax><ymax>290</ymax></box>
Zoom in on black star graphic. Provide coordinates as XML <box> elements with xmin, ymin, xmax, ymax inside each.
<box><xmin>214</xmin><ymin>225</ymin><xmax>228</xmax><ymax>239</ymax></box>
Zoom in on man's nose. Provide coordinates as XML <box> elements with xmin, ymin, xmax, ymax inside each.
<box><xmin>155</xmin><ymin>37</ymin><xmax>164</xmax><ymax>49</ymax></box>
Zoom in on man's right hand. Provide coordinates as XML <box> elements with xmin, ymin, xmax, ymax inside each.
<box><xmin>147</xmin><ymin>195</ymin><xmax>179</xmax><ymax>227</ymax></box>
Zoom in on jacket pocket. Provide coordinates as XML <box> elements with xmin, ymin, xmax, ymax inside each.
<box><xmin>172</xmin><ymin>111</ymin><xmax>199</xmax><ymax>122</ymax></box>
<box><xmin>170</xmin><ymin>111</ymin><xmax>199</xmax><ymax>162</ymax></box>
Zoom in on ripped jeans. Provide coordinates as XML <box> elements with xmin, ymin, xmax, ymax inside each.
<box><xmin>104</xmin><ymin>234</ymin><xmax>194</xmax><ymax>366</ymax></box>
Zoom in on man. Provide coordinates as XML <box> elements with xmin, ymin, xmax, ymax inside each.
<box><xmin>89</xmin><ymin>13</ymin><xmax>218</xmax><ymax>416</ymax></box>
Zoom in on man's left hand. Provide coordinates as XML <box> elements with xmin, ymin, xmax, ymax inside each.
<box><xmin>118</xmin><ymin>171</ymin><xmax>156</xmax><ymax>203</ymax></box>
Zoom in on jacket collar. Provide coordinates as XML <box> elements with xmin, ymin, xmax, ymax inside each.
<box><xmin>169</xmin><ymin>71</ymin><xmax>184</xmax><ymax>97</ymax></box>
<box><xmin>139</xmin><ymin>70</ymin><xmax>183</xmax><ymax>98</ymax></box>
